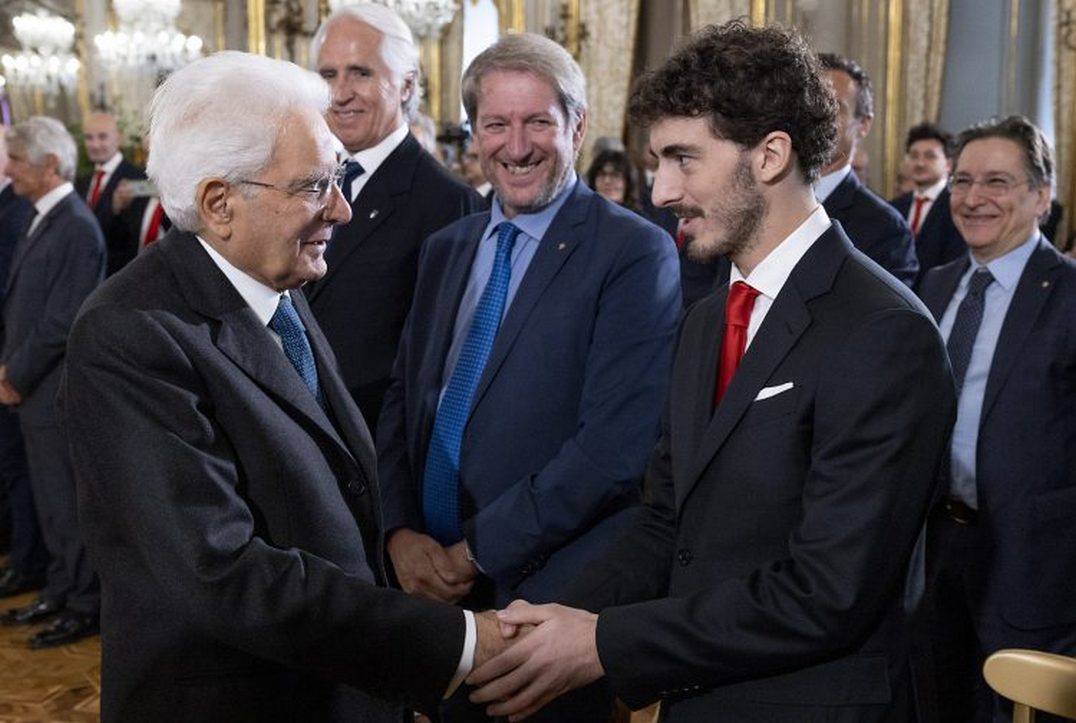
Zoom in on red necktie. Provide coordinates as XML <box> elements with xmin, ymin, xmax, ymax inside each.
<box><xmin>909</xmin><ymin>195</ymin><xmax>928</xmax><ymax>236</ymax></box>
<box><xmin>88</xmin><ymin>169</ymin><xmax>106</xmax><ymax>209</ymax></box>
<box><xmin>714</xmin><ymin>281</ymin><xmax>761</xmax><ymax>409</ymax></box>
<box><xmin>142</xmin><ymin>201</ymin><xmax>165</xmax><ymax>247</ymax></box>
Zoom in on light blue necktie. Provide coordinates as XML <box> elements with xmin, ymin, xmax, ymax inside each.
<box><xmin>269</xmin><ymin>294</ymin><xmax>322</xmax><ymax>405</ymax></box>
<box><xmin>423</xmin><ymin>222</ymin><xmax>521</xmax><ymax>545</ymax></box>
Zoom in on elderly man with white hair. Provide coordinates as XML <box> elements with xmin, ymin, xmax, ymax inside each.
<box><xmin>62</xmin><ymin>51</ymin><xmax>506</xmax><ymax>723</ymax></box>
<box><xmin>0</xmin><ymin>116</ymin><xmax>104</xmax><ymax>649</ymax></box>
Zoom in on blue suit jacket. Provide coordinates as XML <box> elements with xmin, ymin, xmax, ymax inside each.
<box><xmin>0</xmin><ymin>185</ymin><xmax>33</xmax><ymax>310</ymax></box>
<box><xmin>378</xmin><ymin>181</ymin><xmax>682</xmax><ymax>605</ymax></box>
<box><xmin>890</xmin><ymin>189</ymin><xmax>966</xmax><ymax>286</ymax></box>
<box><xmin>824</xmin><ymin>171</ymin><xmax>918</xmax><ymax>287</ymax></box>
<box><xmin>918</xmin><ymin>240</ymin><xmax>1076</xmax><ymax>630</ymax></box>
<box><xmin>1</xmin><ymin>191</ymin><xmax>105</xmax><ymax>424</ymax></box>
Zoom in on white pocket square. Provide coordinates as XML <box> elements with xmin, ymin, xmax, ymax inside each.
<box><xmin>754</xmin><ymin>381</ymin><xmax>794</xmax><ymax>401</ymax></box>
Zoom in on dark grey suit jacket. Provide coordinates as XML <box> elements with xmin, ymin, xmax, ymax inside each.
<box><xmin>306</xmin><ymin>133</ymin><xmax>481</xmax><ymax>428</ymax></box>
<box><xmin>568</xmin><ymin>226</ymin><xmax>955</xmax><ymax>721</ymax></box>
<box><xmin>2</xmin><ymin>189</ymin><xmax>104</xmax><ymax>424</ymax></box>
<box><xmin>63</xmin><ymin>231</ymin><xmax>465</xmax><ymax>722</ymax></box>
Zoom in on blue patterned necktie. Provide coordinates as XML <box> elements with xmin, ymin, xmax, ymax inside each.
<box><xmin>340</xmin><ymin>159</ymin><xmax>364</xmax><ymax>204</ymax></box>
<box><xmin>269</xmin><ymin>294</ymin><xmax>322</xmax><ymax>404</ymax></box>
<box><xmin>423</xmin><ymin>222</ymin><xmax>522</xmax><ymax>545</ymax></box>
<box><xmin>946</xmin><ymin>267</ymin><xmax>994</xmax><ymax>396</ymax></box>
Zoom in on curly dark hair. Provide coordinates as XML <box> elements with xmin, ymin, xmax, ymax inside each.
<box><xmin>628</xmin><ymin>20</ymin><xmax>837</xmax><ymax>183</ymax></box>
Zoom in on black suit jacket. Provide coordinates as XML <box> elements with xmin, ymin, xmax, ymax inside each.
<box><xmin>2</xmin><ymin>190</ymin><xmax>104</xmax><ymax>424</ymax></box>
<box><xmin>63</xmin><ymin>231</ymin><xmax>464</xmax><ymax>722</ymax></box>
<box><xmin>567</xmin><ymin>226</ymin><xmax>955</xmax><ymax>720</ymax></box>
<box><xmin>824</xmin><ymin>171</ymin><xmax>918</xmax><ymax>287</ymax></box>
<box><xmin>890</xmin><ymin>189</ymin><xmax>965</xmax><ymax>285</ymax></box>
<box><xmin>917</xmin><ymin>240</ymin><xmax>1076</xmax><ymax>632</ymax></box>
<box><xmin>306</xmin><ymin>134</ymin><xmax>481</xmax><ymax>427</ymax></box>
<box><xmin>76</xmin><ymin>158</ymin><xmax>146</xmax><ymax>276</ymax></box>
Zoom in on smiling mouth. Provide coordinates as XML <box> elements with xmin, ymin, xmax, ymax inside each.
<box><xmin>502</xmin><ymin>161</ymin><xmax>540</xmax><ymax>176</ymax></box>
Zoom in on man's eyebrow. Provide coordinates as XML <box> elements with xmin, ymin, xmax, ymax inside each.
<box><xmin>657</xmin><ymin>143</ymin><xmax>701</xmax><ymax>158</ymax></box>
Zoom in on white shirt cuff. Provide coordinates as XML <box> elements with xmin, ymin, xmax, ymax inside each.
<box><xmin>444</xmin><ymin>609</ymin><xmax>476</xmax><ymax>698</ymax></box>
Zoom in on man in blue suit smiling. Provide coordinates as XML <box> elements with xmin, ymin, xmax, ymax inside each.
<box><xmin>377</xmin><ymin>31</ymin><xmax>681</xmax><ymax>722</ymax></box>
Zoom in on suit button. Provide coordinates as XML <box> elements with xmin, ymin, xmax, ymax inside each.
<box><xmin>347</xmin><ymin>479</ymin><xmax>366</xmax><ymax>495</ymax></box>
<box><xmin>676</xmin><ymin>549</ymin><xmax>692</xmax><ymax>566</ymax></box>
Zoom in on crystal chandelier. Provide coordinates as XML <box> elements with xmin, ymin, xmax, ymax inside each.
<box><xmin>329</xmin><ymin>0</ymin><xmax>460</xmax><ymax>39</ymax></box>
<box><xmin>93</xmin><ymin>0</ymin><xmax>204</xmax><ymax>73</ymax></box>
<box><xmin>1</xmin><ymin>12</ymin><xmax>81</xmax><ymax>94</ymax></box>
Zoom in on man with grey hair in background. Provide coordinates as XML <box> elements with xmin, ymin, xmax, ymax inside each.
<box><xmin>0</xmin><ymin>116</ymin><xmax>104</xmax><ymax>649</ymax></box>
<box><xmin>305</xmin><ymin>2</ymin><xmax>480</xmax><ymax>431</ymax></box>
<box><xmin>63</xmin><ymin>51</ymin><xmax>509</xmax><ymax>723</ymax></box>
<box><xmin>378</xmin><ymin>30</ymin><xmax>681</xmax><ymax>722</ymax></box>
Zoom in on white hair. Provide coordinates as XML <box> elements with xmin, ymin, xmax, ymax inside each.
<box><xmin>146</xmin><ymin>51</ymin><xmax>330</xmax><ymax>232</ymax></box>
<box><xmin>310</xmin><ymin>3</ymin><xmax>420</xmax><ymax>121</ymax></box>
<box><xmin>6</xmin><ymin>116</ymin><xmax>78</xmax><ymax>181</ymax></box>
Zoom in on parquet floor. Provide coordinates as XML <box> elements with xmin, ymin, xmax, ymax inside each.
<box><xmin>0</xmin><ymin>589</ymin><xmax>100</xmax><ymax>723</ymax></box>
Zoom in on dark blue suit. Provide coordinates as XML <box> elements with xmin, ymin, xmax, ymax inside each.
<box><xmin>825</xmin><ymin>171</ymin><xmax>918</xmax><ymax>287</ymax></box>
<box><xmin>0</xmin><ymin>184</ymin><xmax>46</xmax><ymax>579</ymax></box>
<box><xmin>2</xmin><ymin>189</ymin><xmax>105</xmax><ymax>614</ymax></box>
<box><xmin>918</xmin><ymin>240</ymin><xmax>1076</xmax><ymax>719</ymax></box>
<box><xmin>891</xmin><ymin>189</ymin><xmax>966</xmax><ymax>286</ymax></box>
<box><xmin>378</xmin><ymin>181</ymin><xmax>681</xmax><ymax>607</ymax></box>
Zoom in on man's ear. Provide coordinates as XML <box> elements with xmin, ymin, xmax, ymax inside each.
<box><xmin>755</xmin><ymin>130</ymin><xmax>794</xmax><ymax>184</ymax></box>
<box><xmin>197</xmin><ymin>179</ymin><xmax>233</xmax><ymax>240</ymax></box>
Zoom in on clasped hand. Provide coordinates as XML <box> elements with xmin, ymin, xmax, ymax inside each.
<box><xmin>468</xmin><ymin>601</ymin><xmax>604</xmax><ymax>722</ymax></box>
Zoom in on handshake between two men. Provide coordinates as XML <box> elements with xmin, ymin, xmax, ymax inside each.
<box><xmin>472</xmin><ymin>602</ymin><xmax>604</xmax><ymax>722</ymax></box>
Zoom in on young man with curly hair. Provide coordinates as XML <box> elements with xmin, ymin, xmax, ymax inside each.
<box><xmin>468</xmin><ymin>21</ymin><xmax>956</xmax><ymax>723</ymax></box>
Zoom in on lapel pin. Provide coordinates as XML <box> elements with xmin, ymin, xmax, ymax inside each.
<box><xmin>369</xmin><ymin>209</ymin><xmax>379</xmax><ymax>219</ymax></box>
<box><xmin>557</xmin><ymin>242</ymin><xmax>567</xmax><ymax>251</ymax></box>
<box><xmin>1042</xmin><ymin>280</ymin><xmax>1050</xmax><ymax>289</ymax></box>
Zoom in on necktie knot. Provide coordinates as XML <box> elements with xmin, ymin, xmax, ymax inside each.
<box><xmin>726</xmin><ymin>281</ymin><xmax>760</xmax><ymax>329</ymax></box>
<box><xmin>495</xmin><ymin>222</ymin><xmax>521</xmax><ymax>256</ymax></box>
<box><xmin>340</xmin><ymin>159</ymin><xmax>365</xmax><ymax>202</ymax></box>
<box><xmin>966</xmin><ymin>267</ymin><xmax>994</xmax><ymax>298</ymax></box>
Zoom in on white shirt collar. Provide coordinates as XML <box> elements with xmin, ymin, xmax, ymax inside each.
<box><xmin>730</xmin><ymin>204</ymin><xmax>831</xmax><ymax>301</ymax></box>
<box><xmin>32</xmin><ymin>182</ymin><xmax>75</xmax><ymax>219</ymax></box>
<box><xmin>0</xmin><ymin>177</ymin><xmax>11</xmax><ymax>194</ymax></box>
<box><xmin>916</xmin><ymin>176</ymin><xmax>948</xmax><ymax>201</ymax></box>
<box><xmin>350</xmin><ymin>123</ymin><xmax>409</xmax><ymax>178</ymax></box>
<box><xmin>813</xmin><ymin>164</ymin><xmax>852</xmax><ymax>203</ymax></box>
<box><xmin>96</xmin><ymin>152</ymin><xmax>123</xmax><ymax>174</ymax></box>
<box><xmin>196</xmin><ymin>235</ymin><xmax>285</xmax><ymax>327</ymax></box>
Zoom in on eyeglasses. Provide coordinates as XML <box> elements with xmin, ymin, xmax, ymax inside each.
<box><xmin>949</xmin><ymin>173</ymin><xmax>1034</xmax><ymax>198</ymax></box>
<box><xmin>235</xmin><ymin>163</ymin><xmax>348</xmax><ymax>203</ymax></box>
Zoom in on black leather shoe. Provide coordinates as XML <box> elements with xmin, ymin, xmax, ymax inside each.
<box><xmin>0</xmin><ymin>567</ymin><xmax>46</xmax><ymax>598</ymax></box>
<box><xmin>0</xmin><ymin>597</ymin><xmax>62</xmax><ymax>626</ymax></box>
<box><xmin>28</xmin><ymin>611</ymin><xmax>99</xmax><ymax>649</ymax></box>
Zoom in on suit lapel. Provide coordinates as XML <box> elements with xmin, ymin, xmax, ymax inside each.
<box><xmin>980</xmin><ymin>241</ymin><xmax>1061</xmax><ymax>423</ymax></box>
<box><xmin>162</xmin><ymin>232</ymin><xmax>357</xmax><ymax>464</ymax></box>
<box><xmin>309</xmin><ymin>135</ymin><xmax>420</xmax><ymax>300</ymax></box>
<box><xmin>920</xmin><ymin>258</ymin><xmax>968</xmax><ymax>321</ymax></box>
<box><xmin>5</xmin><ymin>194</ymin><xmax>70</xmax><ymax>293</ymax></box>
<box><xmin>468</xmin><ymin>183</ymin><xmax>589</xmax><ymax>413</ymax></box>
<box><xmin>821</xmin><ymin>172</ymin><xmax>857</xmax><ymax>215</ymax></box>
<box><xmin>679</xmin><ymin>227</ymin><xmax>845</xmax><ymax>506</ymax></box>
